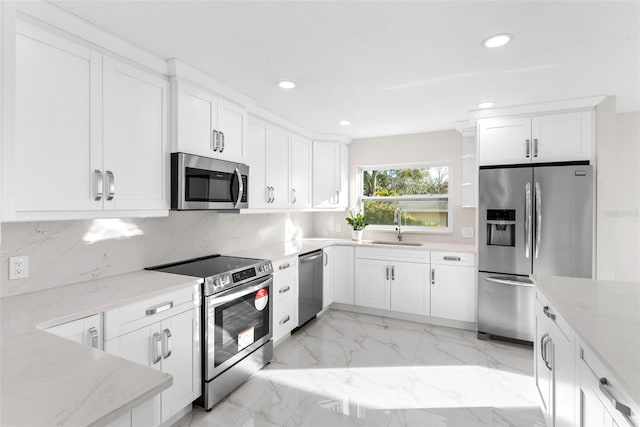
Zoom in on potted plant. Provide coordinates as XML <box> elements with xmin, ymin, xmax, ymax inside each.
<box><xmin>345</xmin><ymin>211</ymin><xmax>369</xmax><ymax>242</ymax></box>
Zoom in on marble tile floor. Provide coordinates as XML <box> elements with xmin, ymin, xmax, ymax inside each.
<box><xmin>175</xmin><ymin>309</ymin><xmax>545</xmax><ymax>427</ymax></box>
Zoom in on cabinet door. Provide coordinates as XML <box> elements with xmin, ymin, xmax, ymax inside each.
<box><xmin>532</xmin><ymin>112</ymin><xmax>592</xmax><ymax>163</ymax></box>
<box><xmin>552</xmin><ymin>322</ymin><xmax>576</xmax><ymax>427</ymax></box>
<box><xmin>337</xmin><ymin>143</ymin><xmax>349</xmax><ymax>208</ymax></box>
<box><xmin>535</xmin><ymin>299</ymin><xmax>553</xmax><ymax>426</ymax></box>
<box><xmin>431</xmin><ymin>264</ymin><xmax>475</xmax><ymax>322</ymax></box>
<box><xmin>46</xmin><ymin>314</ymin><xmax>102</xmax><ymax>349</ymax></box>
<box><xmin>14</xmin><ymin>21</ymin><xmax>102</xmax><ymax>212</ymax></box>
<box><xmin>322</xmin><ymin>248</ymin><xmax>334</xmax><ymax>309</ymax></box>
<box><xmin>290</xmin><ymin>135</ymin><xmax>313</xmax><ymax>208</ymax></box>
<box><xmin>477</xmin><ymin>117</ymin><xmax>532</xmax><ymax>166</ymax></box>
<box><xmin>246</xmin><ymin>120</ymin><xmax>269</xmax><ymax>208</ymax></box>
<box><xmin>355</xmin><ymin>258</ymin><xmax>389</xmax><ymax>310</ymax></box>
<box><xmin>332</xmin><ymin>247</ymin><xmax>354</xmax><ymax>305</ymax></box>
<box><xmin>102</xmin><ymin>57</ymin><xmax>169</xmax><ymax>211</ymax></box>
<box><xmin>390</xmin><ymin>261</ymin><xmax>428</xmax><ymax>315</ymax></box>
<box><xmin>217</xmin><ymin>98</ymin><xmax>246</xmax><ymax>163</ymax></box>
<box><xmin>273</xmin><ymin>294</ymin><xmax>297</xmax><ymax>342</ymax></box>
<box><xmin>160</xmin><ymin>309</ymin><xmax>196</xmax><ymax>423</ymax></box>
<box><xmin>175</xmin><ymin>82</ymin><xmax>217</xmax><ymax>158</ymax></box>
<box><xmin>266</xmin><ymin>127</ymin><xmax>290</xmax><ymax>207</ymax></box>
<box><xmin>580</xmin><ymin>382</ymin><xmax>615</xmax><ymax>427</ymax></box>
<box><xmin>312</xmin><ymin>142</ymin><xmax>340</xmax><ymax>207</ymax></box>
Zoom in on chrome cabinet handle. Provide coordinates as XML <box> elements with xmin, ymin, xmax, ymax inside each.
<box><xmin>533</xmin><ymin>138</ymin><xmax>539</xmax><ymax>158</ymax></box>
<box><xmin>535</xmin><ymin>181</ymin><xmax>541</xmax><ymax>259</ymax></box>
<box><xmin>443</xmin><ymin>256</ymin><xmax>461</xmax><ymax>261</ymax></box>
<box><xmin>324</xmin><ymin>252</ymin><xmax>328</xmax><ymax>266</ymax></box>
<box><xmin>88</xmin><ymin>327</ymin><xmax>99</xmax><ymax>349</ymax></box>
<box><xmin>391</xmin><ymin>266</ymin><xmax>395</xmax><ymax>281</ymax></box>
<box><xmin>279</xmin><ymin>285</ymin><xmax>291</xmax><ymax>294</ymax></box>
<box><xmin>542</xmin><ymin>306</ymin><xmax>556</xmax><ymax>321</ymax></box>
<box><xmin>212</xmin><ymin>130</ymin><xmax>219</xmax><ymax>152</ymax></box>
<box><xmin>431</xmin><ymin>268</ymin><xmax>435</xmax><ymax>285</ymax></box>
<box><xmin>106</xmin><ymin>171</ymin><xmax>115</xmax><ymax>201</ymax></box>
<box><xmin>151</xmin><ymin>332</ymin><xmax>162</xmax><ymax>364</ymax></box>
<box><xmin>269</xmin><ymin>186</ymin><xmax>275</xmax><ymax>203</ymax></box>
<box><xmin>291</xmin><ymin>188</ymin><xmax>296</xmax><ymax>204</ymax></box>
<box><xmin>335</xmin><ymin>190</ymin><xmax>340</xmax><ymax>204</ymax></box>
<box><xmin>93</xmin><ymin>170</ymin><xmax>103</xmax><ymax>201</ymax></box>
<box><xmin>543</xmin><ymin>335</ymin><xmax>553</xmax><ymax>371</ymax></box>
<box><xmin>234</xmin><ymin>167</ymin><xmax>243</xmax><ymax>208</ymax></box>
<box><xmin>145</xmin><ymin>301</ymin><xmax>173</xmax><ymax>316</ymax></box>
<box><xmin>265</xmin><ymin>186</ymin><xmax>271</xmax><ymax>203</ymax></box>
<box><xmin>540</xmin><ymin>333</ymin><xmax>547</xmax><ymax>365</ymax></box>
<box><xmin>279</xmin><ymin>263</ymin><xmax>291</xmax><ymax>270</ymax></box>
<box><xmin>525</xmin><ymin>182</ymin><xmax>532</xmax><ymax>259</ymax></box>
<box><xmin>162</xmin><ymin>328</ymin><xmax>172</xmax><ymax>359</ymax></box>
<box><xmin>385</xmin><ymin>266</ymin><xmax>390</xmax><ymax>281</ymax></box>
<box><xmin>220</xmin><ymin>132</ymin><xmax>225</xmax><ymax>153</ymax></box>
<box><xmin>279</xmin><ymin>315</ymin><xmax>291</xmax><ymax>325</ymax></box>
<box><xmin>525</xmin><ymin>139</ymin><xmax>531</xmax><ymax>158</ymax></box>
<box><xmin>599</xmin><ymin>378</ymin><xmax>633</xmax><ymax>418</ymax></box>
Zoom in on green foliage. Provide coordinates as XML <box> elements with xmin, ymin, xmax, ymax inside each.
<box><xmin>363</xmin><ymin>201</ymin><xmax>434</xmax><ymax>226</ymax></box>
<box><xmin>345</xmin><ymin>211</ymin><xmax>369</xmax><ymax>230</ymax></box>
<box><xmin>362</xmin><ymin>166</ymin><xmax>448</xmax><ymax>197</ymax></box>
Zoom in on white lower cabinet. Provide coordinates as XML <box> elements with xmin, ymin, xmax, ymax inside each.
<box><xmin>272</xmin><ymin>257</ymin><xmax>298</xmax><ymax>343</ymax></box>
<box><xmin>390</xmin><ymin>261</ymin><xmax>430</xmax><ymax>315</ymax></box>
<box><xmin>104</xmin><ymin>286</ymin><xmax>200</xmax><ymax>427</ymax></box>
<box><xmin>324</xmin><ymin>246</ymin><xmax>354</xmax><ymax>306</ymax></box>
<box><xmin>428</xmin><ymin>252</ymin><xmax>476</xmax><ymax>323</ymax></box>
<box><xmin>46</xmin><ymin>314</ymin><xmax>102</xmax><ymax>350</ymax></box>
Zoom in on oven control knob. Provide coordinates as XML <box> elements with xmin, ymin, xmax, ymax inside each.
<box><xmin>258</xmin><ymin>265</ymin><xmax>264</xmax><ymax>273</ymax></box>
<box><xmin>213</xmin><ymin>278</ymin><xmax>222</xmax><ymax>288</ymax></box>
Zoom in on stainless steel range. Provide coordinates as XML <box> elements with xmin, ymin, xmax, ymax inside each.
<box><xmin>148</xmin><ymin>255</ymin><xmax>273</xmax><ymax>410</ymax></box>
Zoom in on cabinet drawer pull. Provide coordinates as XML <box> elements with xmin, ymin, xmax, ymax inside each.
<box><xmin>542</xmin><ymin>306</ymin><xmax>556</xmax><ymax>321</ymax></box>
<box><xmin>88</xmin><ymin>327</ymin><xmax>99</xmax><ymax>349</ymax></box>
<box><xmin>106</xmin><ymin>170</ymin><xmax>115</xmax><ymax>201</ymax></box>
<box><xmin>385</xmin><ymin>266</ymin><xmax>390</xmax><ymax>281</ymax></box>
<box><xmin>145</xmin><ymin>301</ymin><xmax>173</xmax><ymax>316</ymax></box>
<box><xmin>391</xmin><ymin>266</ymin><xmax>395</xmax><ymax>281</ymax></box>
<box><xmin>151</xmin><ymin>332</ymin><xmax>162</xmax><ymax>364</ymax></box>
<box><xmin>279</xmin><ymin>263</ymin><xmax>291</xmax><ymax>270</ymax></box>
<box><xmin>220</xmin><ymin>132</ymin><xmax>225</xmax><ymax>153</ymax></box>
<box><xmin>431</xmin><ymin>268</ymin><xmax>435</xmax><ymax>285</ymax></box>
<box><xmin>443</xmin><ymin>256</ymin><xmax>461</xmax><ymax>261</ymax></box>
<box><xmin>598</xmin><ymin>378</ymin><xmax>632</xmax><ymax>418</ymax></box>
<box><xmin>279</xmin><ymin>315</ymin><xmax>291</xmax><ymax>325</ymax></box>
<box><xmin>93</xmin><ymin>170</ymin><xmax>103</xmax><ymax>201</ymax></box>
<box><xmin>162</xmin><ymin>328</ymin><xmax>172</xmax><ymax>359</ymax></box>
<box><xmin>525</xmin><ymin>139</ymin><xmax>531</xmax><ymax>158</ymax></box>
<box><xmin>533</xmin><ymin>138</ymin><xmax>539</xmax><ymax>158</ymax></box>
<box><xmin>279</xmin><ymin>285</ymin><xmax>291</xmax><ymax>294</ymax></box>
<box><xmin>212</xmin><ymin>130</ymin><xmax>219</xmax><ymax>152</ymax></box>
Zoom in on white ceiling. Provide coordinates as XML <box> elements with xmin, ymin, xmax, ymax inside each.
<box><xmin>53</xmin><ymin>1</ymin><xmax>640</xmax><ymax>139</ymax></box>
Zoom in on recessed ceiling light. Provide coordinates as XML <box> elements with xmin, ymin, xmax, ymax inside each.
<box><xmin>478</xmin><ymin>101</ymin><xmax>495</xmax><ymax>109</ymax></box>
<box><xmin>482</xmin><ymin>33</ymin><xmax>513</xmax><ymax>48</ymax></box>
<box><xmin>339</xmin><ymin>120</ymin><xmax>351</xmax><ymax>126</ymax></box>
<box><xmin>278</xmin><ymin>80</ymin><xmax>296</xmax><ymax>89</ymax></box>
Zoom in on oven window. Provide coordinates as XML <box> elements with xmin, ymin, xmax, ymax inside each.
<box><xmin>185</xmin><ymin>167</ymin><xmax>232</xmax><ymax>202</ymax></box>
<box><xmin>214</xmin><ymin>287</ymin><xmax>270</xmax><ymax>367</ymax></box>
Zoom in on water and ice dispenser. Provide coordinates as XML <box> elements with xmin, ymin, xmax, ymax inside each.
<box><xmin>486</xmin><ymin>209</ymin><xmax>516</xmax><ymax>247</ymax></box>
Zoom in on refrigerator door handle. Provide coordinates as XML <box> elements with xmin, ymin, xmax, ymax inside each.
<box><xmin>485</xmin><ymin>277</ymin><xmax>534</xmax><ymax>288</ymax></box>
<box><xmin>535</xmin><ymin>181</ymin><xmax>541</xmax><ymax>259</ymax></box>
<box><xmin>525</xmin><ymin>182</ymin><xmax>531</xmax><ymax>259</ymax></box>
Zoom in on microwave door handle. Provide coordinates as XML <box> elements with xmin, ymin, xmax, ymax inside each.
<box><xmin>234</xmin><ymin>168</ymin><xmax>244</xmax><ymax>208</ymax></box>
<box><xmin>525</xmin><ymin>182</ymin><xmax>531</xmax><ymax>259</ymax></box>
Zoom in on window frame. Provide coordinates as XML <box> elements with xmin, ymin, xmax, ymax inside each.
<box><xmin>357</xmin><ymin>162</ymin><xmax>453</xmax><ymax>234</ymax></box>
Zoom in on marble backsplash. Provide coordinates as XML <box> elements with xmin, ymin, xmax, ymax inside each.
<box><xmin>0</xmin><ymin>211</ymin><xmax>314</xmax><ymax>298</ymax></box>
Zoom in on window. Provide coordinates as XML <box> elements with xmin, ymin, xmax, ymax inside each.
<box><xmin>359</xmin><ymin>163</ymin><xmax>451</xmax><ymax>231</ymax></box>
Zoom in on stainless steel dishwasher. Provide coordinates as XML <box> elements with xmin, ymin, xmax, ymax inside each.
<box><xmin>297</xmin><ymin>249</ymin><xmax>323</xmax><ymax>327</ymax></box>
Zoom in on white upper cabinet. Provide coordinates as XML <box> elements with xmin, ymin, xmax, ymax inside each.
<box><xmin>478</xmin><ymin>111</ymin><xmax>593</xmax><ymax>166</ymax></box>
<box><xmin>266</xmin><ymin>126</ymin><xmax>291</xmax><ymax>208</ymax></box>
<box><xmin>7</xmin><ymin>20</ymin><xmax>169</xmax><ymax>221</ymax></box>
<box><xmin>290</xmin><ymin>135</ymin><xmax>313</xmax><ymax>208</ymax></box>
<box><xmin>172</xmin><ymin>80</ymin><xmax>247</xmax><ymax>163</ymax></box>
<box><xmin>312</xmin><ymin>141</ymin><xmax>348</xmax><ymax>208</ymax></box>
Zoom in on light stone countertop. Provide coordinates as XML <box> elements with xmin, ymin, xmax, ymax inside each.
<box><xmin>0</xmin><ymin>270</ymin><xmax>202</xmax><ymax>427</ymax></box>
<box><xmin>226</xmin><ymin>238</ymin><xmax>477</xmax><ymax>262</ymax></box>
<box><xmin>532</xmin><ymin>274</ymin><xmax>640</xmax><ymax>408</ymax></box>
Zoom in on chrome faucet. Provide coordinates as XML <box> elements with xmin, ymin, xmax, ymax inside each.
<box><xmin>394</xmin><ymin>207</ymin><xmax>403</xmax><ymax>241</ymax></box>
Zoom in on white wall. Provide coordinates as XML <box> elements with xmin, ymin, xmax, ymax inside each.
<box><xmin>314</xmin><ymin>129</ymin><xmax>476</xmax><ymax>245</ymax></box>
<box><xmin>0</xmin><ymin>211</ymin><xmax>314</xmax><ymax>297</ymax></box>
<box><xmin>597</xmin><ymin>110</ymin><xmax>640</xmax><ymax>282</ymax></box>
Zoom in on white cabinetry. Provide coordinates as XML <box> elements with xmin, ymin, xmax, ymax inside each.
<box><xmin>354</xmin><ymin>248</ymin><xmax>430</xmax><ymax>315</ymax></box>
<box><xmin>461</xmin><ymin>127</ymin><xmax>477</xmax><ymax>208</ymax></box>
<box><xmin>323</xmin><ymin>246</ymin><xmax>354</xmax><ymax>306</ymax></box>
<box><xmin>104</xmin><ymin>286</ymin><xmax>200</xmax><ymax>427</ymax></box>
<box><xmin>172</xmin><ymin>79</ymin><xmax>246</xmax><ymax>163</ymax></box>
<box><xmin>6</xmin><ymin>20</ymin><xmax>169</xmax><ymax>221</ymax></box>
<box><xmin>430</xmin><ymin>252</ymin><xmax>476</xmax><ymax>323</ymax></box>
<box><xmin>272</xmin><ymin>257</ymin><xmax>298</xmax><ymax>343</ymax></box>
<box><xmin>46</xmin><ymin>314</ymin><xmax>102</xmax><ymax>350</ymax></box>
<box><xmin>246</xmin><ymin>117</ymin><xmax>312</xmax><ymax>209</ymax></box>
<box><xmin>312</xmin><ymin>141</ymin><xmax>348</xmax><ymax>209</ymax></box>
<box><xmin>478</xmin><ymin>111</ymin><xmax>593</xmax><ymax>166</ymax></box>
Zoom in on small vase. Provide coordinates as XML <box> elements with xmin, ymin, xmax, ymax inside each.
<box><xmin>351</xmin><ymin>229</ymin><xmax>363</xmax><ymax>242</ymax></box>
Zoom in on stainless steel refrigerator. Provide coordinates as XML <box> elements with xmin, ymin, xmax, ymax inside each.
<box><xmin>477</xmin><ymin>164</ymin><xmax>594</xmax><ymax>342</ymax></box>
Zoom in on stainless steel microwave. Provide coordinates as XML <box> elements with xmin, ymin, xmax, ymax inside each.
<box><xmin>171</xmin><ymin>152</ymin><xmax>248</xmax><ymax>210</ymax></box>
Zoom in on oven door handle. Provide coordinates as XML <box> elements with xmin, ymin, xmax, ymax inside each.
<box><xmin>208</xmin><ymin>275</ymin><xmax>273</xmax><ymax>307</ymax></box>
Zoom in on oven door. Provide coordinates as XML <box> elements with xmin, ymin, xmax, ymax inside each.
<box><xmin>204</xmin><ymin>275</ymin><xmax>273</xmax><ymax>381</ymax></box>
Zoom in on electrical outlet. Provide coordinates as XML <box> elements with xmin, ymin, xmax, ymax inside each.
<box><xmin>461</xmin><ymin>227</ymin><xmax>474</xmax><ymax>238</ymax></box>
<box><xmin>9</xmin><ymin>256</ymin><xmax>29</xmax><ymax>280</ymax></box>
<box><xmin>335</xmin><ymin>223</ymin><xmax>342</xmax><ymax>233</ymax></box>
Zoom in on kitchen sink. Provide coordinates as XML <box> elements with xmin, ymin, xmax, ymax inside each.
<box><xmin>370</xmin><ymin>240</ymin><xmax>424</xmax><ymax>247</ymax></box>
